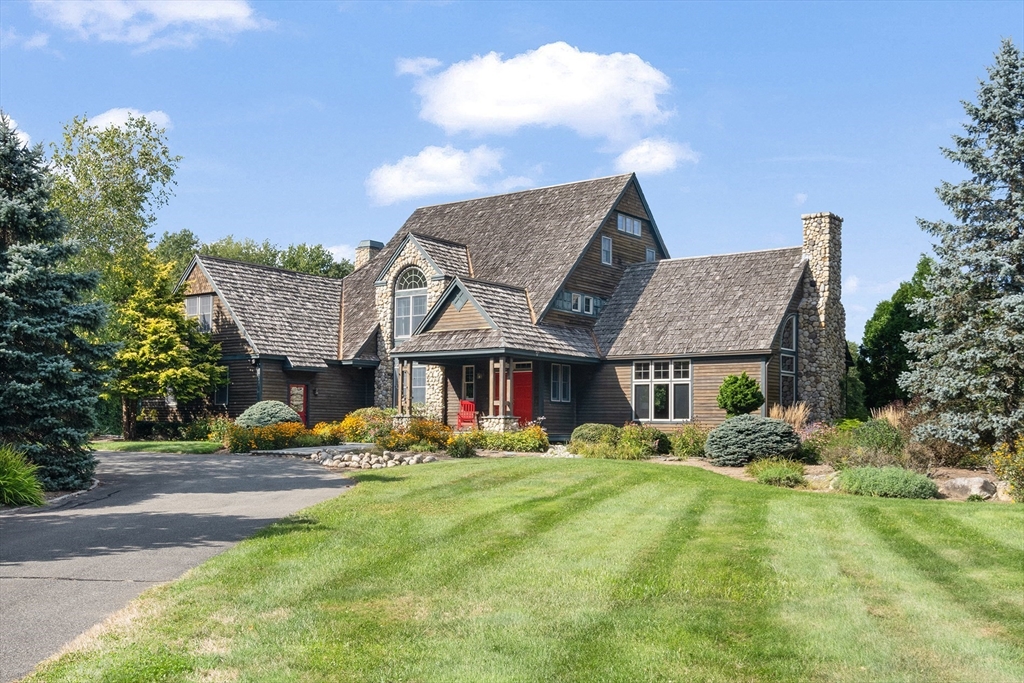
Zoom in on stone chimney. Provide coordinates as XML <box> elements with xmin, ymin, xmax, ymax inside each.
<box><xmin>799</xmin><ymin>212</ymin><xmax>846</xmax><ymax>422</ymax></box>
<box><xmin>354</xmin><ymin>240</ymin><xmax>383</xmax><ymax>270</ymax></box>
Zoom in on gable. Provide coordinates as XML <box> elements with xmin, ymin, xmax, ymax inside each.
<box><xmin>425</xmin><ymin>295</ymin><xmax>492</xmax><ymax>332</ymax></box>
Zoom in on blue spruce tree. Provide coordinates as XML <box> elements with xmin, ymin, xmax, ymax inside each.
<box><xmin>0</xmin><ymin>114</ymin><xmax>114</xmax><ymax>489</ymax></box>
<box><xmin>899</xmin><ymin>39</ymin><xmax>1024</xmax><ymax>448</ymax></box>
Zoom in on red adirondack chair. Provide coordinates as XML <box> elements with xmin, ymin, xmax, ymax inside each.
<box><xmin>456</xmin><ymin>400</ymin><xmax>477</xmax><ymax>431</ymax></box>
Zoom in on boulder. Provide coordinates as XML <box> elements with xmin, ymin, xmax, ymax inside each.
<box><xmin>995</xmin><ymin>481</ymin><xmax>1014</xmax><ymax>503</ymax></box>
<box><xmin>940</xmin><ymin>477</ymin><xmax>996</xmax><ymax>500</ymax></box>
<box><xmin>423</xmin><ymin>455</ymin><xmax>437</xmax><ymax>463</ymax></box>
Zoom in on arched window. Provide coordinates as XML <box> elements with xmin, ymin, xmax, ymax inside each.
<box><xmin>394</xmin><ymin>267</ymin><xmax>427</xmax><ymax>343</ymax></box>
<box><xmin>780</xmin><ymin>315</ymin><xmax>797</xmax><ymax>405</ymax></box>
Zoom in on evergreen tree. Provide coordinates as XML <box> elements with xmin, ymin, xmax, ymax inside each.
<box><xmin>105</xmin><ymin>249</ymin><xmax>225</xmax><ymax>439</ymax></box>
<box><xmin>899</xmin><ymin>39</ymin><xmax>1024</xmax><ymax>448</ymax></box>
<box><xmin>0</xmin><ymin>114</ymin><xmax>114</xmax><ymax>490</ymax></box>
<box><xmin>858</xmin><ymin>256</ymin><xmax>933</xmax><ymax>408</ymax></box>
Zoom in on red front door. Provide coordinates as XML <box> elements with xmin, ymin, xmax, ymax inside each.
<box><xmin>512</xmin><ymin>367</ymin><xmax>533</xmax><ymax>425</ymax></box>
<box><xmin>288</xmin><ymin>384</ymin><xmax>308</xmax><ymax>425</ymax></box>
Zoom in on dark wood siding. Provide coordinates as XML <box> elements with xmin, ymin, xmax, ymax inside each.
<box><xmin>545</xmin><ymin>181</ymin><xmax>665</xmax><ymax>327</ymax></box>
<box><xmin>577</xmin><ymin>361</ymin><xmax>633</xmax><ymax>426</ymax></box>
<box><xmin>183</xmin><ymin>265</ymin><xmax>252</xmax><ymax>357</ymax></box>
<box><xmin>427</xmin><ymin>300</ymin><xmax>490</xmax><ymax>332</ymax></box>
<box><xmin>693</xmin><ymin>358</ymin><xmax>765</xmax><ymax>426</ymax></box>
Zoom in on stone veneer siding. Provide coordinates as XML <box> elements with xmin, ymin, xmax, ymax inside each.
<box><xmin>799</xmin><ymin>212</ymin><xmax>846</xmax><ymax>423</ymax></box>
<box><xmin>373</xmin><ymin>241</ymin><xmax>449</xmax><ymax>420</ymax></box>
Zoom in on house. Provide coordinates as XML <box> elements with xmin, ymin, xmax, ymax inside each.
<box><xmin>179</xmin><ymin>173</ymin><xmax>845</xmax><ymax>439</ymax></box>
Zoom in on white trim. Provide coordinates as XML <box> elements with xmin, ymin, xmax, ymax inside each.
<box><xmin>550</xmin><ymin>363</ymin><xmax>571</xmax><ymax>403</ymax></box>
<box><xmin>631</xmin><ymin>359</ymin><xmax>691</xmax><ymax>422</ymax></box>
<box><xmin>601</xmin><ymin>236</ymin><xmax>613</xmax><ymax>265</ymax></box>
<box><xmin>462</xmin><ymin>365</ymin><xmax>475</xmax><ymax>401</ymax></box>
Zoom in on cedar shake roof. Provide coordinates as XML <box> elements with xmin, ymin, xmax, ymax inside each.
<box><xmin>594</xmin><ymin>247</ymin><xmax>807</xmax><ymax>358</ymax></box>
<box><xmin>412</xmin><ymin>234</ymin><xmax>471</xmax><ymax>278</ymax></box>
<box><xmin>192</xmin><ymin>255</ymin><xmax>344</xmax><ymax>369</ymax></box>
<box><xmin>340</xmin><ymin>174</ymin><xmax>635</xmax><ymax>360</ymax></box>
<box><xmin>394</xmin><ymin>278</ymin><xmax>600</xmax><ymax>360</ymax></box>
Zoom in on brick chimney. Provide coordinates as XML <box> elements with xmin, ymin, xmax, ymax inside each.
<box><xmin>354</xmin><ymin>240</ymin><xmax>383</xmax><ymax>270</ymax></box>
<box><xmin>799</xmin><ymin>212</ymin><xmax>846</xmax><ymax>422</ymax></box>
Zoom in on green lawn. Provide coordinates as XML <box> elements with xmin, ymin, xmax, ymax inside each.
<box><xmin>30</xmin><ymin>458</ymin><xmax>1024</xmax><ymax>683</ymax></box>
<box><xmin>90</xmin><ymin>440</ymin><xmax>224</xmax><ymax>454</ymax></box>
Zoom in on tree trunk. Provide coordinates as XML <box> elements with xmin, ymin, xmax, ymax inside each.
<box><xmin>121</xmin><ymin>395</ymin><xmax>137</xmax><ymax>441</ymax></box>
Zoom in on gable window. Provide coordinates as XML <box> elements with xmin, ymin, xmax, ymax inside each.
<box><xmin>583</xmin><ymin>296</ymin><xmax>593</xmax><ymax>315</ymax></box>
<box><xmin>571</xmin><ymin>292</ymin><xmax>582</xmax><ymax>312</ymax></box>
<box><xmin>601</xmin><ymin>236</ymin><xmax>613</xmax><ymax>265</ymax></box>
<box><xmin>780</xmin><ymin>315</ymin><xmax>797</xmax><ymax>406</ymax></box>
<box><xmin>394</xmin><ymin>267</ymin><xmax>428</xmax><ymax>344</ymax></box>
<box><xmin>213</xmin><ymin>367</ymin><xmax>229</xmax><ymax>406</ymax></box>
<box><xmin>646</xmin><ymin>248</ymin><xmax>656</xmax><ymax>263</ymax></box>
<box><xmin>617</xmin><ymin>213</ymin><xmax>642</xmax><ymax>237</ymax></box>
<box><xmin>185</xmin><ymin>294</ymin><xmax>213</xmax><ymax>332</ymax></box>
<box><xmin>550</xmin><ymin>364</ymin><xmax>571</xmax><ymax>403</ymax></box>
<box><xmin>463</xmin><ymin>365</ymin><xmax>475</xmax><ymax>401</ymax></box>
<box><xmin>632</xmin><ymin>360</ymin><xmax>690</xmax><ymax>421</ymax></box>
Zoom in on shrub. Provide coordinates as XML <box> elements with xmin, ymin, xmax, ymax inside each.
<box><xmin>575</xmin><ymin>442</ymin><xmax>621</xmax><ymax>460</ymax></box>
<box><xmin>336</xmin><ymin>414</ymin><xmax>368</xmax><ymax>442</ymax></box>
<box><xmin>619</xmin><ymin>423</ymin><xmax>670</xmax><ymax>458</ymax></box>
<box><xmin>377</xmin><ymin>418</ymin><xmax>451</xmax><ymax>452</ymax></box>
<box><xmin>768</xmin><ymin>402</ymin><xmax>810</xmax><ymax>432</ymax></box>
<box><xmin>836</xmin><ymin>466</ymin><xmax>938</xmax><ymax>499</ymax></box>
<box><xmin>704</xmin><ymin>415</ymin><xmax>801</xmax><ymax>467</ymax></box>
<box><xmin>746</xmin><ymin>457</ymin><xmax>805</xmax><ymax>488</ymax></box>
<box><xmin>349</xmin><ymin>407</ymin><xmax>396</xmax><ymax>441</ymax></box>
<box><xmin>235</xmin><ymin>401</ymin><xmax>301</xmax><ymax>428</ymax></box>
<box><xmin>180</xmin><ymin>418</ymin><xmax>213</xmax><ymax>441</ymax></box>
<box><xmin>820</xmin><ymin>419</ymin><xmax>930</xmax><ymax>472</ymax></box>
<box><xmin>852</xmin><ymin>419</ymin><xmax>905</xmax><ymax>456</ymax></box>
<box><xmin>0</xmin><ymin>445</ymin><xmax>45</xmax><ymax>506</ymax></box>
<box><xmin>569</xmin><ymin>423</ymin><xmax>621</xmax><ymax>445</ymax></box>
<box><xmin>447</xmin><ymin>435</ymin><xmax>476</xmax><ymax>458</ymax></box>
<box><xmin>226</xmin><ymin>422</ymin><xmax>319</xmax><ymax>452</ymax></box>
<box><xmin>717</xmin><ymin>373</ymin><xmax>764</xmax><ymax>417</ymax></box>
<box><xmin>834</xmin><ymin>419</ymin><xmax>863</xmax><ymax>432</ymax></box>
<box><xmin>991</xmin><ymin>437</ymin><xmax>1024</xmax><ymax>502</ymax></box>
<box><xmin>462</xmin><ymin>424</ymin><xmax>550</xmax><ymax>453</ymax></box>
<box><xmin>670</xmin><ymin>423</ymin><xmax>711</xmax><ymax>458</ymax></box>
<box><xmin>207</xmin><ymin>416</ymin><xmax>232</xmax><ymax>443</ymax></box>
<box><xmin>311</xmin><ymin>421</ymin><xmax>346</xmax><ymax>445</ymax></box>
<box><xmin>797</xmin><ymin>423</ymin><xmax>836</xmax><ymax>464</ymax></box>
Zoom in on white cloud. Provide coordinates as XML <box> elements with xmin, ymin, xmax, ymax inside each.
<box><xmin>366</xmin><ymin>145</ymin><xmax>506</xmax><ymax>205</ymax></box>
<box><xmin>6</xmin><ymin>116</ymin><xmax>32</xmax><ymax>147</ymax></box>
<box><xmin>327</xmin><ymin>244</ymin><xmax>356</xmax><ymax>262</ymax></box>
<box><xmin>90</xmin><ymin>107</ymin><xmax>172</xmax><ymax>130</ymax></box>
<box><xmin>614</xmin><ymin>138</ymin><xmax>698</xmax><ymax>175</ymax></box>
<box><xmin>1</xmin><ymin>27</ymin><xmax>50</xmax><ymax>50</ymax></box>
<box><xmin>408</xmin><ymin>42</ymin><xmax>672</xmax><ymax>141</ymax></box>
<box><xmin>32</xmin><ymin>0</ymin><xmax>268</xmax><ymax>49</ymax></box>
<box><xmin>845</xmin><ymin>276</ymin><xmax>859</xmax><ymax>294</ymax></box>
<box><xmin>794</xmin><ymin>192</ymin><xmax>808</xmax><ymax>206</ymax></box>
<box><xmin>396</xmin><ymin>56</ymin><xmax>442</xmax><ymax>77</ymax></box>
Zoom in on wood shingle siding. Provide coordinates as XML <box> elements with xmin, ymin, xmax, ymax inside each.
<box><xmin>427</xmin><ymin>300</ymin><xmax>490</xmax><ymax>332</ymax></box>
<box><xmin>576</xmin><ymin>362</ymin><xmax>633</xmax><ymax>426</ymax></box>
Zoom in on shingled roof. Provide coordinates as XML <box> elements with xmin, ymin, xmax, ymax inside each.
<box><xmin>594</xmin><ymin>247</ymin><xmax>806</xmax><ymax>358</ymax></box>
<box><xmin>191</xmin><ymin>255</ymin><xmax>344</xmax><ymax>369</ymax></box>
<box><xmin>339</xmin><ymin>174</ymin><xmax>637</xmax><ymax>360</ymax></box>
<box><xmin>394</xmin><ymin>277</ymin><xmax>600</xmax><ymax>360</ymax></box>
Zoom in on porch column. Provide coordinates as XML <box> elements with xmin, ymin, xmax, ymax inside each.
<box><xmin>488</xmin><ymin>357</ymin><xmax>495</xmax><ymax>416</ymax></box>
<box><xmin>505</xmin><ymin>358</ymin><xmax>513</xmax><ymax>416</ymax></box>
<box><xmin>404</xmin><ymin>361</ymin><xmax>413</xmax><ymax>413</ymax></box>
<box><xmin>497</xmin><ymin>355</ymin><xmax>506</xmax><ymax>417</ymax></box>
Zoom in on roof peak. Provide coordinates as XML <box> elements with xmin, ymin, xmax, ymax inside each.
<box><xmin>196</xmin><ymin>254</ymin><xmax>344</xmax><ymax>282</ymax></box>
<box><xmin>412</xmin><ymin>173</ymin><xmax>634</xmax><ymax>210</ymax></box>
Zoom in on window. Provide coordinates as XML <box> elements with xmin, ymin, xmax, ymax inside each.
<box><xmin>583</xmin><ymin>296</ymin><xmax>593</xmax><ymax>315</ymax></box>
<box><xmin>601</xmin><ymin>236</ymin><xmax>613</xmax><ymax>265</ymax></box>
<box><xmin>780</xmin><ymin>315</ymin><xmax>797</xmax><ymax>405</ymax></box>
<box><xmin>185</xmin><ymin>294</ymin><xmax>213</xmax><ymax>332</ymax></box>
<box><xmin>463</xmin><ymin>365</ymin><xmax>475</xmax><ymax>400</ymax></box>
<box><xmin>551</xmin><ymin>363</ymin><xmax>571</xmax><ymax>402</ymax></box>
<box><xmin>617</xmin><ymin>213</ymin><xmax>642</xmax><ymax>236</ymax></box>
<box><xmin>646</xmin><ymin>248</ymin><xmax>656</xmax><ymax>263</ymax></box>
<box><xmin>412</xmin><ymin>364</ymin><xmax>426</xmax><ymax>406</ymax></box>
<box><xmin>394</xmin><ymin>267</ymin><xmax>427</xmax><ymax>343</ymax></box>
<box><xmin>214</xmin><ymin>368</ymin><xmax>229</xmax><ymax>406</ymax></box>
<box><xmin>571</xmin><ymin>292</ymin><xmax>582</xmax><ymax>312</ymax></box>
<box><xmin>632</xmin><ymin>359</ymin><xmax>690</xmax><ymax>421</ymax></box>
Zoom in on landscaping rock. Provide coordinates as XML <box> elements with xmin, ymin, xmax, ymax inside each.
<box><xmin>995</xmin><ymin>481</ymin><xmax>1013</xmax><ymax>503</ymax></box>
<box><xmin>940</xmin><ymin>477</ymin><xmax>996</xmax><ymax>500</ymax></box>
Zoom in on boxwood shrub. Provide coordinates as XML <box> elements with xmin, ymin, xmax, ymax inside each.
<box><xmin>836</xmin><ymin>466</ymin><xmax>938</xmax><ymax>499</ymax></box>
<box><xmin>569</xmin><ymin>423</ymin><xmax>621</xmax><ymax>446</ymax></box>
<box><xmin>704</xmin><ymin>415</ymin><xmax>801</xmax><ymax>467</ymax></box>
<box><xmin>235</xmin><ymin>401</ymin><xmax>301</xmax><ymax>428</ymax></box>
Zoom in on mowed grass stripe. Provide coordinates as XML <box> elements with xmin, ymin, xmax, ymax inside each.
<box><xmin>25</xmin><ymin>459</ymin><xmax>1024</xmax><ymax>683</ymax></box>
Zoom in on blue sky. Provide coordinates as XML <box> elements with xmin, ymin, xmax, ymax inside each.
<box><xmin>1</xmin><ymin>1</ymin><xmax>1020</xmax><ymax>341</ymax></box>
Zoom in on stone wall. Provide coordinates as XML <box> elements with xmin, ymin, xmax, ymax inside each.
<box><xmin>372</xmin><ymin>240</ymin><xmax>448</xmax><ymax>419</ymax></box>
<box><xmin>799</xmin><ymin>212</ymin><xmax>846</xmax><ymax>423</ymax></box>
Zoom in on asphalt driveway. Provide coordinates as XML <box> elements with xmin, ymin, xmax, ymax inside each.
<box><xmin>0</xmin><ymin>451</ymin><xmax>351</xmax><ymax>682</ymax></box>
